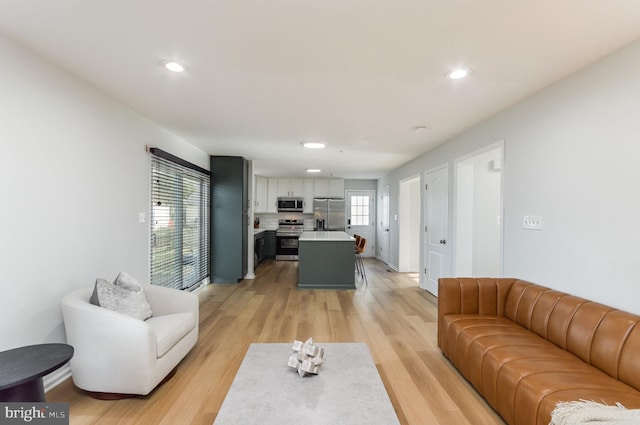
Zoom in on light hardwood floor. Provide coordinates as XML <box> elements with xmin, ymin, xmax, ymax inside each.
<box><xmin>48</xmin><ymin>259</ymin><xmax>505</xmax><ymax>425</ymax></box>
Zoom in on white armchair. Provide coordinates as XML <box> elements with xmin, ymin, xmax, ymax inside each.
<box><xmin>61</xmin><ymin>283</ymin><xmax>198</xmax><ymax>397</ymax></box>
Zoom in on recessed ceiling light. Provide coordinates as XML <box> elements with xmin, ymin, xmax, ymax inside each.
<box><xmin>302</xmin><ymin>142</ymin><xmax>326</xmax><ymax>149</ymax></box>
<box><xmin>413</xmin><ymin>126</ymin><xmax>428</xmax><ymax>133</ymax></box>
<box><xmin>161</xmin><ymin>60</ymin><xmax>186</xmax><ymax>73</ymax></box>
<box><xmin>447</xmin><ymin>68</ymin><xmax>471</xmax><ymax>80</ymax></box>
<box><xmin>306</xmin><ymin>169</ymin><xmax>322</xmax><ymax>173</ymax></box>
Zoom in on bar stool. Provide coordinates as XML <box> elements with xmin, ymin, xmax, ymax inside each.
<box><xmin>355</xmin><ymin>236</ymin><xmax>368</xmax><ymax>285</ymax></box>
<box><xmin>353</xmin><ymin>234</ymin><xmax>362</xmax><ymax>274</ymax></box>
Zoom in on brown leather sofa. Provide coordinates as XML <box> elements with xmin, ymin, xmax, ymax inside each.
<box><xmin>438</xmin><ymin>278</ymin><xmax>640</xmax><ymax>425</ymax></box>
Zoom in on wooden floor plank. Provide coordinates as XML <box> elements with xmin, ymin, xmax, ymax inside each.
<box><xmin>47</xmin><ymin>258</ymin><xmax>505</xmax><ymax>425</ymax></box>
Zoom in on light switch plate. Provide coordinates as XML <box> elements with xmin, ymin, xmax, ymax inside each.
<box><xmin>139</xmin><ymin>212</ymin><xmax>146</xmax><ymax>224</ymax></box>
<box><xmin>523</xmin><ymin>215</ymin><xmax>542</xmax><ymax>230</ymax></box>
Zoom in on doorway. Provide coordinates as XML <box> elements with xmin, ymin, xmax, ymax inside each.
<box><xmin>454</xmin><ymin>142</ymin><xmax>503</xmax><ymax>277</ymax></box>
<box><xmin>379</xmin><ymin>185</ymin><xmax>390</xmax><ymax>264</ymax></box>
<box><xmin>422</xmin><ymin>165</ymin><xmax>449</xmax><ymax>296</ymax></box>
<box><xmin>399</xmin><ymin>175</ymin><xmax>420</xmax><ymax>273</ymax></box>
<box><xmin>346</xmin><ymin>190</ymin><xmax>375</xmax><ymax>257</ymax></box>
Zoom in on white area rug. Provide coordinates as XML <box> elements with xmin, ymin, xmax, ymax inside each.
<box><xmin>213</xmin><ymin>343</ymin><xmax>400</xmax><ymax>425</ymax></box>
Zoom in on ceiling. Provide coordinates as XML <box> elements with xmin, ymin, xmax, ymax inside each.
<box><xmin>1</xmin><ymin>1</ymin><xmax>640</xmax><ymax>179</ymax></box>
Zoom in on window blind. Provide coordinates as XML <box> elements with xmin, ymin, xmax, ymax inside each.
<box><xmin>150</xmin><ymin>150</ymin><xmax>210</xmax><ymax>290</ymax></box>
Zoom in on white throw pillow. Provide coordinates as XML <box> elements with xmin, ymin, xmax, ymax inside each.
<box><xmin>90</xmin><ymin>272</ymin><xmax>153</xmax><ymax>320</ymax></box>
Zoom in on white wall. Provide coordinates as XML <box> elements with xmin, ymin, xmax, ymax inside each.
<box><xmin>0</xmin><ymin>34</ymin><xmax>209</xmax><ymax>357</ymax></box>
<box><xmin>344</xmin><ymin>179</ymin><xmax>377</xmax><ymax>191</ymax></box>
<box><xmin>378</xmin><ymin>38</ymin><xmax>640</xmax><ymax>314</ymax></box>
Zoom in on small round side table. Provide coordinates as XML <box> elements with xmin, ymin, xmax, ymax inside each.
<box><xmin>0</xmin><ymin>343</ymin><xmax>74</xmax><ymax>402</ymax></box>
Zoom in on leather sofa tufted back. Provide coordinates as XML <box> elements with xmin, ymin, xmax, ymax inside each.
<box><xmin>438</xmin><ymin>278</ymin><xmax>640</xmax><ymax>392</ymax></box>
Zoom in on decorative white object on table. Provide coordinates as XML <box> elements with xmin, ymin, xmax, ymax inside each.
<box><xmin>550</xmin><ymin>400</ymin><xmax>640</xmax><ymax>425</ymax></box>
<box><xmin>287</xmin><ymin>338</ymin><xmax>325</xmax><ymax>377</ymax></box>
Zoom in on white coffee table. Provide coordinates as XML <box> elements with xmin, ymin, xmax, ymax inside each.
<box><xmin>213</xmin><ymin>343</ymin><xmax>401</xmax><ymax>425</ymax></box>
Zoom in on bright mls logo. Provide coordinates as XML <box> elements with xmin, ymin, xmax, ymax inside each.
<box><xmin>0</xmin><ymin>403</ymin><xmax>68</xmax><ymax>424</ymax></box>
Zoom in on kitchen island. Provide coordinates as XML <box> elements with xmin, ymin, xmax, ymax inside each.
<box><xmin>298</xmin><ymin>231</ymin><xmax>356</xmax><ymax>289</ymax></box>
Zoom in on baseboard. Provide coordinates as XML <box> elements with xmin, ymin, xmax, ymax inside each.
<box><xmin>44</xmin><ymin>364</ymin><xmax>72</xmax><ymax>392</ymax></box>
<box><xmin>386</xmin><ymin>264</ymin><xmax>399</xmax><ymax>272</ymax></box>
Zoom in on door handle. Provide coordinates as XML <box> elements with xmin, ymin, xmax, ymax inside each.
<box><xmin>439</xmin><ymin>239</ymin><xmax>447</xmax><ymax>245</ymax></box>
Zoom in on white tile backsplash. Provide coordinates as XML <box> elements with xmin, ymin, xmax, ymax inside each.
<box><xmin>254</xmin><ymin>213</ymin><xmax>314</xmax><ymax>230</ymax></box>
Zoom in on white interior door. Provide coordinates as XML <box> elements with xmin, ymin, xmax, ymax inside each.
<box><xmin>346</xmin><ymin>190</ymin><xmax>375</xmax><ymax>257</ymax></box>
<box><xmin>379</xmin><ymin>185</ymin><xmax>390</xmax><ymax>263</ymax></box>
<box><xmin>423</xmin><ymin>166</ymin><xmax>449</xmax><ymax>296</ymax></box>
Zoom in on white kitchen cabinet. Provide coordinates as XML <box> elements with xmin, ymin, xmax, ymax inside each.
<box><xmin>275</xmin><ymin>179</ymin><xmax>285</xmax><ymax>198</ymax></box>
<box><xmin>329</xmin><ymin>179</ymin><xmax>345</xmax><ymax>197</ymax></box>
<box><xmin>313</xmin><ymin>178</ymin><xmax>345</xmax><ymax>198</ymax></box>
<box><xmin>255</xmin><ymin>176</ymin><xmax>268</xmax><ymax>213</ymax></box>
<box><xmin>303</xmin><ymin>179</ymin><xmax>314</xmax><ymax>213</ymax></box>
<box><xmin>276</xmin><ymin>179</ymin><xmax>290</xmax><ymax>197</ymax></box>
<box><xmin>277</xmin><ymin>178</ymin><xmax>304</xmax><ymax>197</ymax></box>
<box><xmin>290</xmin><ymin>179</ymin><xmax>304</xmax><ymax>196</ymax></box>
<box><xmin>267</xmin><ymin>178</ymin><xmax>278</xmax><ymax>212</ymax></box>
<box><xmin>313</xmin><ymin>179</ymin><xmax>330</xmax><ymax>198</ymax></box>
<box><xmin>255</xmin><ymin>177</ymin><xmax>343</xmax><ymax>213</ymax></box>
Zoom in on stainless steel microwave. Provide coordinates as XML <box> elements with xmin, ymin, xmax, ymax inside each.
<box><xmin>277</xmin><ymin>197</ymin><xmax>304</xmax><ymax>212</ymax></box>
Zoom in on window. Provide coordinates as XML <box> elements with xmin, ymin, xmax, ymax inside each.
<box><xmin>350</xmin><ymin>195</ymin><xmax>370</xmax><ymax>226</ymax></box>
<box><xmin>150</xmin><ymin>149</ymin><xmax>210</xmax><ymax>290</ymax></box>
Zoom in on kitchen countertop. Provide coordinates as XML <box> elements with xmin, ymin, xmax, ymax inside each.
<box><xmin>299</xmin><ymin>231</ymin><xmax>355</xmax><ymax>242</ymax></box>
<box><xmin>253</xmin><ymin>228</ymin><xmax>277</xmax><ymax>235</ymax></box>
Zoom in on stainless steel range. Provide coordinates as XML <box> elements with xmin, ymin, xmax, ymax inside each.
<box><xmin>276</xmin><ymin>219</ymin><xmax>304</xmax><ymax>260</ymax></box>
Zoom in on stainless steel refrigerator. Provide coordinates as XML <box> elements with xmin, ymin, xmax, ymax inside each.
<box><xmin>313</xmin><ymin>198</ymin><xmax>345</xmax><ymax>231</ymax></box>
